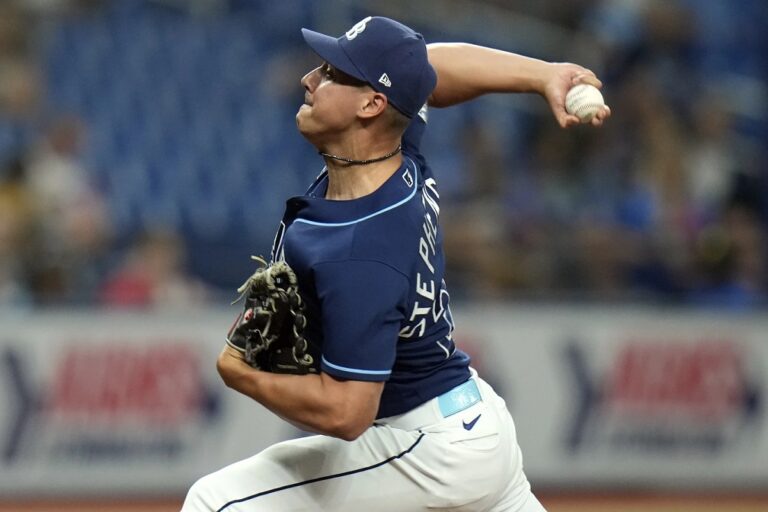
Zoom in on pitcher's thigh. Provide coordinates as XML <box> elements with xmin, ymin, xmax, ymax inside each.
<box><xmin>183</xmin><ymin>429</ymin><xmax>432</xmax><ymax>512</ymax></box>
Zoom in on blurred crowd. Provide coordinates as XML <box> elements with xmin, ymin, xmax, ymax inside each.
<box><xmin>0</xmin><ymin>114</ymin><xmax>209</xmax><ymax>308</ymax></box>
<box><xmin>0</xmin><ymin>0</ymin><xmax>766</xmax><ymax>309</ymax></box>
<box><xmin>441</xmin><ymin>0</ymin><xmax>768</xmax><ymax>307</ymax></box>
<box><xmin>0</xmin><ymin>0</ymin><xmax>209</xmax><ymax>309</ymax></box>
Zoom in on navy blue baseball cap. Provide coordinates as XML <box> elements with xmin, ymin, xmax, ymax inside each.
<box><xmin>301</xmin><ymin>16</ymin><xmax>437</xmax><ymax>118</ymax></box>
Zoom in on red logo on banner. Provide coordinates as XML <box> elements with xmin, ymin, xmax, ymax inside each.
<box><xmin>607</xmin><ymin>341</ymin><xmax>744</xmax><ymax>419</ymax></box>
<box><xmin>564</xmin><ymin>336</ymin><xmax>761</xmax><ymax>453</ymax></box>
<box><xmin>48</xmin><ymin>343</ymin><xmax>205</xmax><ymax>424</ymax></box>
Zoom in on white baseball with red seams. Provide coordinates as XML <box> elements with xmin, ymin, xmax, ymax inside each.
<box><xmin>565</xmin><ymin>84</ymin><xmax>605</xmax><ymax>123</ymax></box>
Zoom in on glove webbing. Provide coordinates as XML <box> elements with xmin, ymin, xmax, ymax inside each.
<box><xmin>235</xmin><ymin>257</ymin><xmax>313</xmax><ymax>370</ymax></box>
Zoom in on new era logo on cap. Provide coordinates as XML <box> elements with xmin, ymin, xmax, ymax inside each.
<box><xmin>378</xmin><ymin>73</ymin><xmax>392</xmax><ymax>87</ymax></box>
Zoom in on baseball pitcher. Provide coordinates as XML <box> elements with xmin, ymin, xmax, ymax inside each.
<box><xmin>183</xmin><ymin>16</ymin><xmax>609</xmax><ymax>512</ymax></box>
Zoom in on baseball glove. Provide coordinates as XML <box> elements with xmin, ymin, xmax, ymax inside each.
<box><xmin>226</xmin><ymin>256</ymin><xmax>315</xmax><ymax>374</ymax></box>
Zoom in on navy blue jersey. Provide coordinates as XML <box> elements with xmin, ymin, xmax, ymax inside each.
<box><xmin>272</xmin><ymin>108</ymin><xmax>471</xmax><ymax>418</ymax></box>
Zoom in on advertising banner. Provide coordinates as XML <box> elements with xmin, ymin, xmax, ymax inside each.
<box><xmin>456</xmin><ymin>305</ymin><xmax>768</xmax><ymax>489</ymax></box>
<box><xmin>0</xmin><ymin>311</ymin><xmax>294</xmax><ymax>497</ymax></box>
<box><xmin>1</xmin><ymin>305</ymin><xmax>766</xmax><ymax>495</ymax></box>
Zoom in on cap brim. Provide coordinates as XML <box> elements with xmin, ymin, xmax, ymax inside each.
<box><xmin>301</xmin><ymin>28</ymin><xmax>367</xmax><ymax>83</ymax></box>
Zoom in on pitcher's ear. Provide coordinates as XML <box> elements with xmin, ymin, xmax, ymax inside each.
<box><xmin>359</xmin><ymin>91</ymin><xmax>389</xmax><ymax>120</ymax></box>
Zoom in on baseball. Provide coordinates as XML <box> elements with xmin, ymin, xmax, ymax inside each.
<box><xmin>565</xmin><ymin>84</ymin><xmax>605</xmax><ymax>123</ymax></box>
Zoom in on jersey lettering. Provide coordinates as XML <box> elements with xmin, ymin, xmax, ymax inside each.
<box><xmin>400</xmin><ymin>318</ymin><xmax>426</xmax><ymax>339</ymax></box>
<box><xmin>418</xmin><ymin>238</ymin><xmax>435</xmax><ymax>273</ymax></box>
<box><xmin>399</xmin><ymin>178</ymin><xmax>455</xmax><ymax>354</ymax></box>
<box><xmin>409</xmin><ymin>301</ymin><xmax>432</xmax><ymax>321</ymax></box>
<box><xmin>422</xmin><ymin>213</ymin><xmax>437</xmax><ymax>254</ymax></box>
<box><xmin>416</xmin><ymin>273</ymin><xmax>435</xmax><ymax>300</ymax></box>
<box><xmin>423</xmin><ymin>178</ymin><xmax>440</xmax><ymax>215</ymax></box>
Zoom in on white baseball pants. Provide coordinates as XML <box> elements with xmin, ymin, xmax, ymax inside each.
<box><xmin>182</xmin><ymin>372</ymin><xmax>546</xmax><ymax>511</ymax></box>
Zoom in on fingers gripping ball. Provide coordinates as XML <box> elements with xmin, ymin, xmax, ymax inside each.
<box><xmin>565</xmin><ymin>84</ymin><xmax>605</xmax><ymax>123</ymax></box>
<box><xmin>226</xmin><ymin>257</ymin><xmax>316</xmax><ymax>374</ymax></box>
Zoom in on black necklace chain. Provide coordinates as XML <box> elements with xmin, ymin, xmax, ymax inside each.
<box><xmin>318</xmin><ymin>145</ymin><xmax>402</xmax><ymax>166</ymax></box>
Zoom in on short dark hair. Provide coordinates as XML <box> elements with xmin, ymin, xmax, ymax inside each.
<box><xmin>385</xmin><ymin>104</ymin><xmax>410</xmax><ymax>135</ymax></box>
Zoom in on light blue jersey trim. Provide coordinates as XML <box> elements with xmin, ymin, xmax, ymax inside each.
<box><xmin>321</xmin><ymin>355</ymin><xmax>392</xmax><ymax>376</ymax></box>
<box><xmin>293</xmin><ymin>157</ymin><xmax>418</xmax><ymax>227</ymax></box>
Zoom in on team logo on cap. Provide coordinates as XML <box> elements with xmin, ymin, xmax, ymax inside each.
<box><xmin>346</xmin><ymin>16</ymin><xmax>372</xmax><ymax>40</ymax></box>
<box><xmin>378</xmin><ymin>73</ymin><xmax>392</xmax><ymax>87</ymax></box>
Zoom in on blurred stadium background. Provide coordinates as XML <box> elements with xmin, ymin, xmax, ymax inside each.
<box><xmin>0</xmin><ymin>0</ymin><xmax>766</xmax><ymax>510</ymax></box>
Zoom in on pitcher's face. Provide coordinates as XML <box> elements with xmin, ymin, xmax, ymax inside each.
<box><xmin>296</xmin><ymin>62</ymin><xmax>372</xmax><ymax>143</ymax></box>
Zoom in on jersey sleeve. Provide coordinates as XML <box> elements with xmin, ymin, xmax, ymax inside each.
<box><xmin>314</xmin><ymin>259</ymin><xmax>409</xmax><ymax>382</ymax></box>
